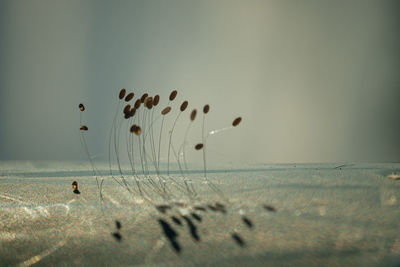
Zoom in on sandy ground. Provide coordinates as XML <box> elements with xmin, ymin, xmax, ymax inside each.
<box><xmin>0</xmin><ymin>162</ymin><xmax>400</xmax><ymax>266</ymax></box>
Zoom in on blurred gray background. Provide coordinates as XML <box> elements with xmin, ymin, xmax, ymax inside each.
<box><xmin>0</xmin><ymin>0</ymin><xmax>399</xmax><ymax>164</ymax></box>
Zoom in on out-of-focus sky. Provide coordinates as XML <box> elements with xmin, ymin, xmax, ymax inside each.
<box><xmin>0</xmin><ymin>0</ymin><xmax>399</xmax><ymax>163</ymax></box>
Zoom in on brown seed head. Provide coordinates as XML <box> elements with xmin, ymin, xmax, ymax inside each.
<box><xmin>232</xmin><ymin>117</ymin><xmax>242</xmax><ymax>127</ymax></box>
<box><xmin>79</xmin><ymin>103</ymin><xmax>85</xmax><ymax>111</ymax></box>
<box><xmin>145</xmin><ymin>97</ymin><xmax>153</xmax><ymax>109</ymax></box>
<box><xmin>169</xmin><ymin>90</ymin><xmax>178</xmax><ymax>101</ymax></box>
<box><xmin>153</xmin><ymin>95</ymin><xmax>160</xmax><ymax>106</ymax></box>
<box><xmin>195</xmin><ymin>143</ymin><xmax>204</xmax><ymax>150</ymax></box>
<box><xmin>129</xmin><ymin>107</ymin><xmax>136</xmax><ymax>117</ymax></box>
<box><xmin>140</xmin><ymin>93</ymin><xmax>148</xmax><ymax>103</ymax></box>
<box><xmin>190</xmin><ymin>109</ymin><xmax>197</xmax><ymax>121</ymax></box>
<box><xmin>125</xmin><ymin>92</ymin><xmax>134</xmax><ymax>102</ymax></box>
<box><xmin>119</xmin><ymin>88</ymin><xmax>126</xmax><ymax>99</ymax></box>
<box><xmin>123</xmin><ymin>104</ymin><xmax>131</xmax><ymax>115</ymax></box>
<box><xmin>130</xmin><ymin>124</ymin><xmax>141</xmax><ymax>135</ymax></box>
<box><xmin>203</xmin><ymin>104</ymin><xmax>210</xmax><ymax>114</ymax></box>
<box><xmin>134</xmin><ymin>99</ymin><xmax>141</xmax><ymax>109</ymax></box>
<box><xmin>161</xmin><ymin>106</ymin><xmax>171</xmax><ymax>115</ymax></box>
<box><xmin>80</xmin><ymin>125</ymin><xmax>88</xmax><ymax>131</ymax></box>
<box><xmin>180</xmin><ymin>101</ymin><xmax>188</xmax><ymax>112</ymax></box>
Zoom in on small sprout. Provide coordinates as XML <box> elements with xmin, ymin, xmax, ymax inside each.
<box><xmin>263</xmin><ymin>205</ymin><xmax>276</xmax><ymax>212</ymax></box>
<box><xmin>153</xmin><ymin>95</ymin><xmax>160</xmax><ymax>106</ymax></box>
<box><xmin>161</xmin><ymin>106</ymin><xmax>171</xmax><ymax>115</ymax></box>
<box><xmin>231</xmin><ymin>232</ymin><xmax>246</xmax><ymax>247</ymax></box>
<box><xmin>112</xmin><ymin>232</ymin><xmax>122</xmax><ymax>241</ymax></box>
<box><xmin>79</xmin><ymin>103</ymin><xmax>85</xmax><ymax>111</ymax></box>
<box><xmin>169</xmin><ymin>90</ymin><xmax>178</xmax><ymax>101</ymax></box>
<box><xmin>112</xmin><ymin>220</ymin><xmax>122</xmax><ymax>241</ymax></box>
<box><xmin>125</xmin><ymin>92</ymin><xmax>134</xmax><ymax>102</ymax></box>
<box><xmin>130</xmin><ymin>124</ymin><xmax>141</xmax><ymax>135</ymax></box>
<box><xmin>207</xmin><ymin>202</ymin><xmax>226</xmax><ymax>213</ymax></box>
<box><xmin>242</xmin><ymin>216</ymin><xmax>253</xmax><ymax>228</ymax></box>
<box><xmin>203</xmin><ymin>104</ymin><xmax>210</xmax><ymax>114</ymax></box>
<box><xmin>119</xmin><ymin>88</ymin><xmax>126</xmax><ymax>99</ymax></box>
<box><xmin>190</xmin><ymin>109</ymin><xmax>197</xmax><ymax>121</ymax></box>
<box><xmin>116</xmin><ymin>220</ymin><xmax>122</xmax><ymax>230</ymax></box>
<box><xmin>171</xmin><ymin>216</ymin><xmax>182</xmax><ymax>226</ymax></box>
<box><xmin>180</xmin><ymin>101</ymin><xmax>188</xmax><ymax>112</ymax></box>
<box><xmin>214</xmin><ymin>202</ymin><xmax>227</xmax><ymax>213</ymax></box>
<box><xmin>145</xmin><ymin>97</ymin><xmax>153</xmax><ymax>109</ymax></box>
<box><xmin>123</xmin><ymin>104</ymin><xmax>131</xmax><ymax>115</ymax></box>
<box><xmin>195</xmin><ymin>143</ymin><xmax>203</xmax><ymax>150</ymax></box>
<box><xmin>232</xmin><ymin>117</ymin><xmax>242</xmax><ymax>127</ymax></box>
<box><xmin>140</xmin><ymin>93</ymin><xmax>148</xmax><ymax>103</ymax></box>
<box><xmin>191</xmin><ymin>213</ymin><xmax>202</xmax><ymax>222</ymax></box>
<box><xmin>80</xmin><ymin>125</ymin><xmax>88</xmax><ymax>131</ymax></box>
<box><xmin>134</xmin><ymin>99</ymin><xmax>141</xmax><ymax>109</ymax></box>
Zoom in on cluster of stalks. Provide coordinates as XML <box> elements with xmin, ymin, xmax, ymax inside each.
<box><xmin>78</xmin><ymin>89</ymin><xmax>242</xmax><ymax>208</ymax></box>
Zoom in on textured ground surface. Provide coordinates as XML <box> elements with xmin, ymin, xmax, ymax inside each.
<box><xmin>0</xmin><ymin>162</ymin><xmax>400</xmax><ymax>266</ymax></box>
